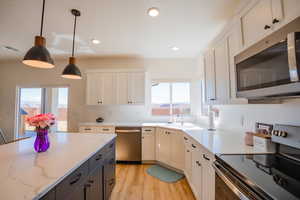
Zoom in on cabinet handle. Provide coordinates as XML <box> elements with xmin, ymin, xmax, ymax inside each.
<box><xmin>203</xmin><ymin>154</ymin><xmax>210</xmax><ymax>161</ymax></box>
<box><xmin>142</xmin><ymin>136</ymin><xmax>144</xmax><ymax>139</ymax></box>
<box><xmin>102</xmin><ymin>128</ymin><xmax>110</xmax><ymax>131</ymax></box>
<box><xmin>264</xmin><ymin>25</ymin><xmax>271</xmax><ymax>30</ymax></box>
<box><xmin>69</xmin><ymin>173</ymin><xmax>82</xmax><ymax>185</ymax></box>
<box><xmin>109</xmin><ymin>143</ymin><xmax>114</xmax><ymax>148</ymax></box>
<box><xmin>187</xmin><ymin>150</ymin><xmax>190</xmax><ymax>153</ymax></box>
<box><xmin>196</xmin><ymin>161</ymin><xmax>201</xmax><ymax>166</ymax></box>
<box><xmin>95</xmin><ymin>154</ymin><xmax>102</xmax><ymax>161</ymax></box>
<box><xmin>84</xmin><ymin>183</ymin><xmax>91</xmax><ymax>188</ymax></box>
<box><xmin>184</xmin><ymin>137</ymin><xmax>188</xmax><ymax>140</ymax></box>
<box><xmin>98</xmin><ymin>100</ymin><xmax>103</xmax><ymax>104</ymax></box>
<box><xmin>272</xmin><ymin>18</ymin><xmax>279</xmax><ymax>24</ymax></box>
<box><xmin>209</xmin><ymin>98</ymin><xmax>216</xmax><ymax>101</ymax></box>
<box><xmin>145</xmin><ymin>129</ymin><xmax>152</xmax><ymax>132</ymax></box>
<box><xmin>191</xmin><ymin>144</ymin><xmax>196</xmax><ymax>148</ymax></box>
<box><xmin>84</xmin><ymin>128</ymin><xmax>92</xmax><ymax>131</ymax></box>
<box><xmin>88</xmin><ymin>180</ymin><xmax>94</xmax><ymax>184</ymax></box>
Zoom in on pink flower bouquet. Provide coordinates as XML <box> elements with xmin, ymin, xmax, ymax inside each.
<box><xmin>26</xmin><ymin>113</ymin><xmax>56</xmax><ymax>130</ymax></box>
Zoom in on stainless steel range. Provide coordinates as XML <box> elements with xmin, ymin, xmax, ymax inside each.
<box><xmin>214</xmin><ymin>124</ymin><xmax>300</xmax><ymax>200</ymax></box>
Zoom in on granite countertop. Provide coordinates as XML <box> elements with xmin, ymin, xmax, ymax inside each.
<box><xmin>79</xmin><ymin>122</ymin><xmax>273</xmax><ymax>155</ymax></box>
<box><xmin>0</xmin><ymin>132</ymin><xmax>116</xmax><ymax>200</ymax></box>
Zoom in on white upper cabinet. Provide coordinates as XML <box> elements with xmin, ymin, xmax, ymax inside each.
<box><xmin>115</xmin><ymin>73</ymin><xmax>129</xmax><ymax>104</ymax></box>
<box><xmin>101</xmin><ymin>73</ymin><xmax>116</xmax><ymax>105</ymax></box>
<box><xmin>227</xmin><ymin>22</ymin><xmax>248</xmax><ymax>104</ymax></box>
<box><xmin>86</xmin><ymin>73</ymin><xmax>115</xmax><ymax>105</ymax></box>
<box><xmin>128</xmin><ymin>72</ymin><xmax>145</xmax><ymax>104</ymax></box>
<box><xmin>241</xmin><ymin>0</ymin><xmax>274</xmax><ymax>47</ymax></box>
<box><xmin>214</xmin><ymin>38</ymin><xmax>230</xmax><ymax>104</ymax></box>
<box><xmin>282</xmin><ymin>0</ymin><xmax>300</xmax><ymax>22</ymax></box>
<box><xmin>86</xmin><ymin>71</ymin><xmax>145</xmax><ymax>105</ymax></box>
<box><xmin>204</xmin><ymin>49</ymin><xmax>216</xmax><ymax>104</ymax></box>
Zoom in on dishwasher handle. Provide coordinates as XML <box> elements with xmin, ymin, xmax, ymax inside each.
<box><xmin>115</xmin><ymin>130</ymin><xmax>141</xmax><ymax>133</ymax></box>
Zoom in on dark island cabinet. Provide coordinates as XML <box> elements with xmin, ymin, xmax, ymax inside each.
<box><xmin>39</xmin><ymin>139</ymin><xmax>115</xmax><ymax>200</ymax></box>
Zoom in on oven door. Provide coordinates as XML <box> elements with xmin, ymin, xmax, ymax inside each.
<box><xmin>213</xmin><ymin>161</ymin><xmax>265</xmax><ymax>200</ymax></box>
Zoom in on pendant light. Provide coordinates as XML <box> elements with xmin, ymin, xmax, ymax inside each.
<box><xmin>23</xmin><ymin>0</ymin><xmax>54</xmax><ymax>69</ymax></box>
<box><xmin>61</xmin><ymin>9</ymin><xmax>82</xmax><ymax>79</ymax></box>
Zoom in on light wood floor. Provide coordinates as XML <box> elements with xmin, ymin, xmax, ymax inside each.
<box><xmin>110</xmin><ymin>164</ymin><xmax>196</xmax><ymax>200</ymax></box>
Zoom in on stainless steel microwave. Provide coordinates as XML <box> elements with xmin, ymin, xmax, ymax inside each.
<box><xmin>235</xmin><ymin>17</ymin><xmax>300</xmax><ymax>99</ymax></box>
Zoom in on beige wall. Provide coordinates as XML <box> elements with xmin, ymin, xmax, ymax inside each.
<box><xmin>0</xmin><ymin>57</ymin><xmax>201</xmax><ymax>141</ymax></box>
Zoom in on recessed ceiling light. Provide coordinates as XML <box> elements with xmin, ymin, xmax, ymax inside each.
<box><xmin>171</xmin><ymin>46</ymin><xmax>180</xmax><ymax>51</ymax></box>
<box><xmin>147</xmin><ymin>7</ymin><xmax>160</xmax><ymax>17</ymax></box>
<box><xmin>91</xmin><ymin>39</ymin><xmax>101</xmax><ymax>44</ymax></box>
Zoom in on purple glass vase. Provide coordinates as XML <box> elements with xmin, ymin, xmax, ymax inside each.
<box><xmin>34</xmin><ymin>128</ymin><xmax>50</xmax><ymax>152</ymax></box>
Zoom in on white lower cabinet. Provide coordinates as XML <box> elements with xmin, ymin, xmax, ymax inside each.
<box><xmin>156</xmin><ymin>128</ymin><xmax>184</xmax><ymax>170</ymax></box>
<box><xmin>186</xmin><ymin>136</ymin><xmax>215</xmax><ymax>200</ymax></box>
<box><xmin>191</xmin><ymin>142</ymin><xmax>203</xmax><ymax>200</ymax></box>
<box><xmin>184</xmin><ymin>135</ymin><xmax>192</xmax><ymax>181</ymax></box>
<box><xmin>142</xmin><ymin>127</ymin><xmax>156</xmax><ymax>161</ymax></box>
<box><xmin>79</xmin><ymin>126</ymin><xmax>115</xmax><ymax>134</ymax></box>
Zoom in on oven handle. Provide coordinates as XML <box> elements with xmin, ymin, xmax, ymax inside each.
<box><xmin>213</xmin><ymin>162</ymin><xmax>250</xmax><ymax>200</ymax></box>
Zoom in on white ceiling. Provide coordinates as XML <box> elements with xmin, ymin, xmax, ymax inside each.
<box><xmin>0</xmin><ymin>0</ymin><xmax>241</xmax><ymax>59</ymax></box>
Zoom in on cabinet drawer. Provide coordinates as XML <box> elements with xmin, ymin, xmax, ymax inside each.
<box><xmin>142</xmin><ymin>127</ymin><xmax>155</xmax><ymax>134</ymax></box>
<box><xmin>89</xmin><ymin>148</ymin><xmax>105</xmax><ymax>172</ymax></box>
<box><xmin>79</xmin><ymin>126</ymin><xmax>98</xmax><ymax>133</ymax></box>
<box><xmin>98</xmin><ymin>126</ymin><xmax>115</xmax><ymax>134</ymax></box>
<box><xmin>56</xmin><ymin>162</ymin><xmax>89</xmax><ymax>200</ymax></box>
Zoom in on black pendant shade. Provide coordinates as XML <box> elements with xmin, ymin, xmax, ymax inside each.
<box><xmin>61</xmin><ymin>57</ymin><xmax>82</xmax><ymax>79</ymax></box>
<box><xmin>62</xmin><ymin>9</ymin><xmax>82</xmax><ymax>79</ymax></box>
<box><xmin>23</xmin><ymin>36</ymin><xmax>54</xmax><ymax>68</ymax></box>
<box><xmin>23</xmin><ymin>0</ymin><xmax>54</xmax><ymax>69</ymax></box>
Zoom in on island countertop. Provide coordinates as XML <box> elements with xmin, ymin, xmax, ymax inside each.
<box><xmin>0</xmin><ymin>132</ymin><xmax>116</xmax><ymax>200</ymax></box>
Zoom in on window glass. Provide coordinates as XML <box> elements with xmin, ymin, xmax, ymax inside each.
<box><xmin>151</xmin><ymin>82</ymin><xmax>191</xmax><ymax>116</ymax></box>
<box><xmin>172</xmin><ymin>82</ymin><xmax>191</xmax><ymax>115</ymax></box>
<box><xmin>151</xmin><ymin>82</ymin><xmax>171</xmax><ymax>116</ymax></box>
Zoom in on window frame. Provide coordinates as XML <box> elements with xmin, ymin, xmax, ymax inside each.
<box><xmin>150</xmin><ymin>80</ymin><xmax>191</xmax><ymax>117</ymax></box>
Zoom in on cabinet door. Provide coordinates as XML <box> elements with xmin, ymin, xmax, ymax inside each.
<box><xmin>242</xmin><ymin>0</ymin><xmax>273</xmax><ymax>47</ymax></box>
<box><xmin>87</xmin><ymin>73</ymin><xmax>102</xmax><ymax>105</ymax></box>
<box><xmin>214</xmin><ymin>39</ymin><xmax>230</xmax><ymax>104</ymax></box>
<box><xmin>204</xmin><ymin>49</ymin><xmax>216</xmax><ymax>104</ymax></box>
<box><xmin>271</xmin><ymin>0</ymin><xmax>283</xmax><ymax>23</ymax></box>
<box><xmin>183</xmin><ymin>135</ymin><xmax>192</xmax><ymax>180</ymax></box>
<box><xmin>170</xmin><ymin>131</ymin><xmax>184</xmax><ymax>170</ymax></box>
<box><xmin>128</xmin><ymin>72</ymin><xmax>145</xmax><ymax>104</ymax></box>
<box><xmin>104</xmin><ymin>153</ymin><xmax>116</xmax><ymax>200</ymax></box>
<box><xmin>86</xmin><ymin>167</ymin><xmax>103</xmax><ymax>200</ymax></box>
<box><xmin>191</xmin><ymin>144</ymin><xmax>202</xmax><ymax>200</ymax></box>
<box><xmin>65</xmin><ymin>184</ymin><xmax>85</xmax><ymax>200</ymax></box>
<box><xmin>202</xmin><ymin>156</ymin><xmax>215</xmax><ymax>200</ymax></box>
<box><xmin>282</xmin><ymin>0</ymin><xmax>300</xmax><ymax>22</ymax></box>
<box><xmin>157</xmin><ymin>129</ymin><xmax>171</xmax><ymax>164</ymax></box>
<box><xmin>227</xmin><ymin>24</ymin><xmax>248</xmax><ymax>104</ymax></box>
<box><xmin>101</xmin><ymin>73</ymin><xmax>115</xmax><ymax>105</ymax></box>
<box><xmin>115</xmin><ymin>73</ymin><xmax>129</xmax><ymax>104</ymax></box>
<box><xmin>142</xmin><ymin>128</ymin><xmax>156</xmax><ymax>161</ymax></box>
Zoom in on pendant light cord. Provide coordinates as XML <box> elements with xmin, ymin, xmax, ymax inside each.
<box><xmin>40</xmin><ymin>0</ymin><xmax>46</xmax><ymax>36</ymax></box>
<box><xmin>72</xmin><ymin>15</ymin><xmax>77</xmax><ymax>57</ymax></box>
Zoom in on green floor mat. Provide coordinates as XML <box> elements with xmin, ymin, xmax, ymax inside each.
<box><xmin>147</xmin><ymin>165</ymin><xmax>184</xmax><ymax>183</ymax></box>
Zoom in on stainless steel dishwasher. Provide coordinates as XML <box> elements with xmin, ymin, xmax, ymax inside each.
<box><xmin>115</xmin><ymin>127</ymin><xmax>142</xmax><ymax>163</ymax></box>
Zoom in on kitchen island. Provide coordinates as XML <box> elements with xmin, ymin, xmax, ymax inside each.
<box><xmin>0</xmin><ymin>132</ymin><xmax>116</xmax><ymax>200</ymax></box>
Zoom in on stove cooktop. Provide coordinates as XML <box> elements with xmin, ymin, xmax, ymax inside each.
<box><xmin>217</xmin><ymin>153</ymin><xmax>300</xmax><ymax>200</ymax></box>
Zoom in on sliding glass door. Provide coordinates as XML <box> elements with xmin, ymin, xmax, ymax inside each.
<box><xmin>16</xmin><ymin>87</ymin><xmax>69</xmax><ymax>138</ymax></box>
